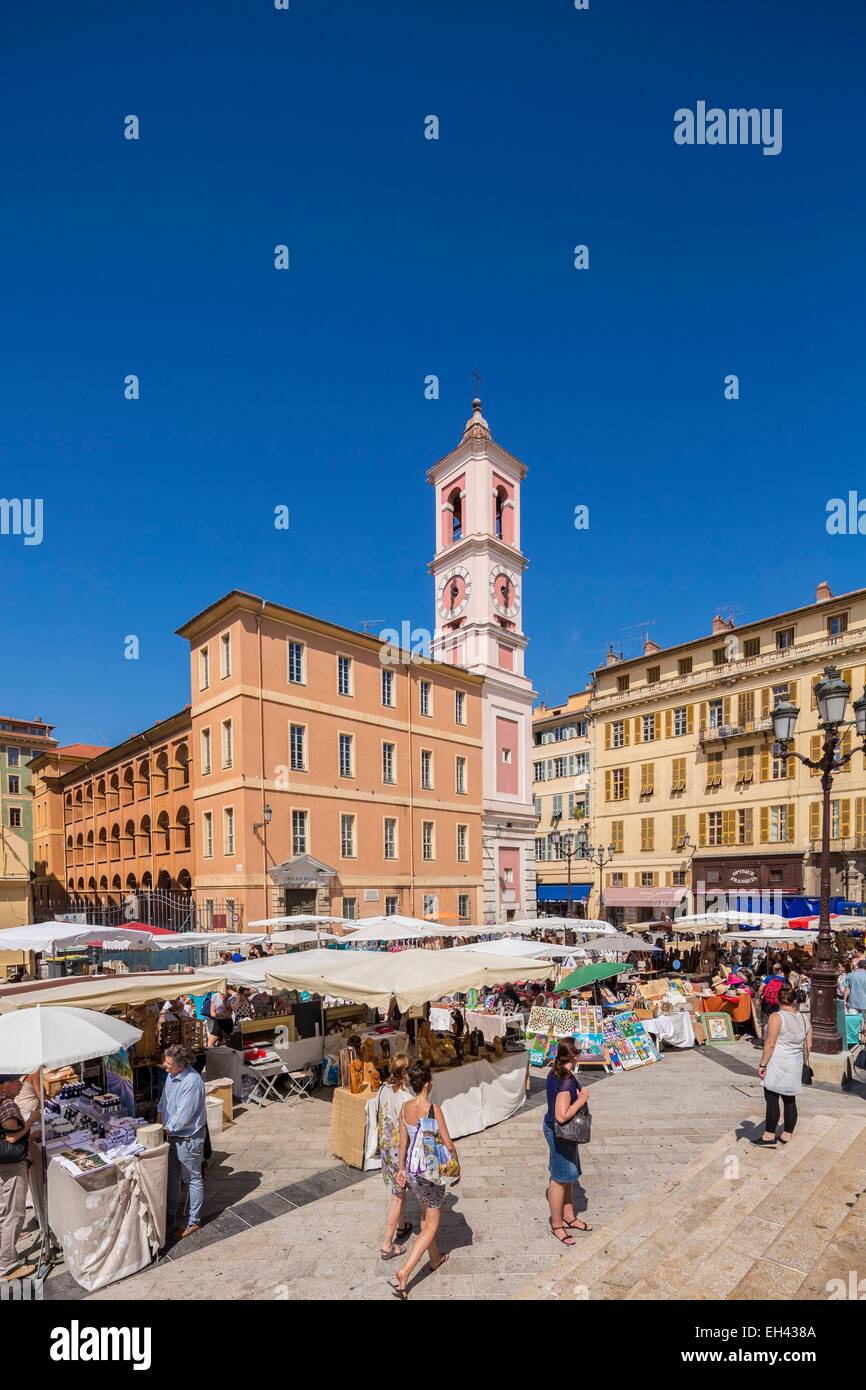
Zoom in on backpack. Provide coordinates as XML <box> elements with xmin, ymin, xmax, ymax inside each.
<box><xmin>763</xmin><ymin>976</ymin><xmax>783</xmax><ymax>1007</ymax></box>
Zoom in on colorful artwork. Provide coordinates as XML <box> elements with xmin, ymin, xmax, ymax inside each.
<box><xmin>104</xmin><ymin>1048</ymin><xmax>135</xmax><ymax>1117</ymax></box>
<box><xmin>603</xmin><ymin>1011</ymin><xmax>659</xmax><ymax>1070</ymax></box>
<box><xmin>703</xmin><ymin>1012</ymin><xmax>735</xmax><ymax>1044</ymax></box>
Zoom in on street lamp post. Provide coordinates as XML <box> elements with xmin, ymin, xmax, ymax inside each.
<box><xmin>549</xmin><ymin>830</ymin><xmax>576</xmax><ymax>915</ymax></box>
<box><xmin>771</xmin><ymin>664</ymin><xmax>866</xmax><ymax>1055</ymax></box>
<box><xmin>574</xmin><ymin>823</ymin><xmax>616</xmax><ymax>921</ymax></box>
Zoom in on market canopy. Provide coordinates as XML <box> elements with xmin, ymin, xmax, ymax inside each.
<box><xmin>555</xmin><ymin>962</ymin><xmax>633</xmax><ymax>992</ymax></box>
<box><xmin>268</xmin><ymin>929</ymin><xmax>340</xmax><ymax>947</ymax></box>
<box><xmin>720</xmin><ymin>930</ymin><xmax>819</xmax><ymax>943</ymax></box>
<box><xmin>577</xmin><ymin>933</ymin><xmax>662</xmax><ymax>955</ymax></box>
<box><xmin>0</xmin><ymin>923</ymin><xmax>156</xmax><ymax>953</ymax></box>
<box><xmin>0</xmin><ymin>1005</ymin><xmax>142</xmax><ymax>1072</ymax></box>
<box><xmin>266</xmin><ymin>947</ymin><xmax>551</xmax><ymax>1010</ymax></box>
<box><xmin>0</xmin><ymin>971</ymin><xmax>228</xmax><ymax>1014</ymax></box>
<box><xmin>343</xmin><ymin>916</ymin><xmax>438</xmax><ymax>941</ymax></box>
<box><xmin>247</xmin><ymin>914</ymin><xmax>347</xmax><ymax>928</ymax></box>
<box><xmin>448</xmin><ymin>936</ymin><xmax>575</xmax><ymax>960</ymax></box>
<box><xmin>668</xmin><ymin>912</ymin><xmax>788</xmax><ymax>934</ymax></box>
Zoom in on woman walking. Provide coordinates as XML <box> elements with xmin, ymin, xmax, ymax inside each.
<box><xmin>544</xmin><ymin>1040</ymin><xmax>592</xmax><ymax>1245</ymax></box>
<box><xmin>391</xmin><ymin>1061</ymin><xmax>459</xmax><ymax>1299</ymax></box>
<box><xmin>754</xmin><ymin>987</ymin><xmax>811</xmax><ymax>1148</ymax></box>
<box><xmin>376</xmin><ymin>1054</ymin><xmax>414</xmax><ymax>1261</ymax></box>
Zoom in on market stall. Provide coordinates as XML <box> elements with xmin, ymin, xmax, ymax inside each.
<box><xmin>262</xmin><ymin>948</ymin><xmax>550</xmax><ymax>1168</ymax></box>
<box><xmin>0</xmin><ymin>1004</ymin><xmax>169</xmax><ymax>1292</ymax></box>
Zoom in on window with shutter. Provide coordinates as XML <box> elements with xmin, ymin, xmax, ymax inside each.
<box><xmin>856</xmin><ymin>798</ymin><xmax>866</xmax><ymax>845</ymax></box>
<box><xmin>622</xmin><ymin>768</ymin><xmax>630</xmax><ymax>798</ymax></box>
<box><xmin>605</xmin><ymin>770</ymin><xmax>611</xmax><ymax>801</ymax></box>
<box><xmin>722</xmin><ymin>809</ymin><xmax>736</xmax><ymax>846</ymax></box>
<box><xmin>809</xmin><ymin>802</ymin><xmax>820</xmax><ymax>841</ymax></box>
<box><xmin>739</xmin><ymin>807</ymin><xmax>754</xmax><ymax>844</ymax></box>
<box><xmin>760</xmin><ymin>806</ymin><xmax>769</xmax><ymax>843</ymax></box>
<box><xmin>839</xmin><ymin>799</ymin><xmax>851</xmax><ymax>839</ymax></box>
<box><xmin>604</xmin><ymin>723</ymin><xmax>611</xmax><ymax>750</ymax></box>
<box><xmin>810</xmin><ymin>735</ymin><xmax>822</xmax><ymax>776</ymax></box>
<box><xmin>723</xmin><ymin>696</ymin><xmax>732</xmax><ymax>724</ymax></box>
<box><xmin>665</xmin><ymin>709</ymin><xmax>672</xmax><ymax>739</ymax></box>
<box><xmin>837</xmin><ymin>729</ymin><xmax>852</xmax><ymax>772</ymax></box>
<box><xmin>759</xmin><ymin>748</ymin><xmax>770</xmax><ymax>782</ymax></box>
<box><xmin>698</xmin><ymin>812</ymin><xmax>707</xmax><ymax>847</ymax></box>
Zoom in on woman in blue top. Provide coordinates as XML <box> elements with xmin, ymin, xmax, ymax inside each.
<box><xmin>544</xmin><ymin>1039</ymin><xmax>592</xmax><ymax>1245</ymax></box>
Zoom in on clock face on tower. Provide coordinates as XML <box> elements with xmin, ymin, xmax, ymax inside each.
<box><xmin>489</xmin><ymin>567</ymin><xmax>520</xmax><ymax>619</ymax></box>
<box><xmin>437</xmin><ymin>565</ymin><xmax>471</xmax><ymax>619</ymax></box>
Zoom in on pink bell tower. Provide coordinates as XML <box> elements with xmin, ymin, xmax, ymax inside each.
<box><xmin>428</xmin><ymin>397</ymin><xmax>538</xmax><ymax>923</ymax></box>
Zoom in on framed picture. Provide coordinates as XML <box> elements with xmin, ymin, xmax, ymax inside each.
<box><xmin>703</xmin><ymin>1012</ymin><xmax>735</xmax><ymax>1044</ymax></box>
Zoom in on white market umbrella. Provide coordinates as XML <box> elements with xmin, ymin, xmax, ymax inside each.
<box><xmin>577</xmin><ymin>933</ymin><xmax>663</xmax><ymax>954</ymax></box>
<box><xmin>247</xmin><ymin>915</ymin><xmax>347</xmax><ymax>928</ymax></box>
<box><xmin>670</xmin><ymin>912</ymin><xmax>787</xmax><ymax>934</ymax></box>
<box><xmin>0</xmin><ymin>1005</ymin><xmax>141</xmax><ymax>1073</ymax></box>
<box><xmin>344</xmin><ymin>916</ymin><xmax>436</xmax><ymax>941</ymax></box>
<box><xmin>266</xmin><ymin>947</ymin><xmax>551</xmax><ymax>1011</ymax></box>
<box><xmin>449</xmin><ymin>936</ymin><xmax>566</xmax><ymax>959</ymax></box>
<box><xmin>0</xmin><ymin>923</ymin><xmax>156</xmax><ymax>953</ymax></box>
<box><xmin>268</xmin><ymin>929</ymin><xmax>340</xmax><ymax>947</ymax></box>
<box><xmin>720</xmin><ymin>930</ymin><xmax>819</xmax><ymax>944</ymax></box>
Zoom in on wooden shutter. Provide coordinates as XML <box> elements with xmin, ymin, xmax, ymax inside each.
<box><xmin>841</xmin><ymin>668</ymin><xmax>853</xmax><ymax>693</ymax></box>
<box><xmin>809</xmin><ymin>802</ymin><xmax>820</xmax><ymax>841</ymax></box>
<box><xmin>622</xmin><ymin>768</ymin><xmax>630</xmax><ymax>798</ymax></box>
<box><xmin>698</xmin><ymin>812</ymin><xmax>707</xmax><ymax>847</ymax></box>
<box><xmin>839</xmin><ymin>799</ymin><xmax>851</xmax><ymax>839</ymax></box>
<box><xmin>634</xmin><ymin>717</ymin><xmax>641</xmax><ymax>744</ymax></box>
<box><xmin>665</xmin><ymin>709</ymin><xmax>672</xmax><ymax>739</ymax></box>
<box><xmin>622</xmin><ymin>719</ymin><xmax>630</xmax><ymax>746</ymax></box>
<box><xmin>786</xmin><ymin>803</ymin><xmax>796</xmax><ymax>842</ymax></box>
<box><xmin>856</xmin><ymin>798</ymin><xmax>866</xmax><ymax>842</ymax></box>
<box><xmin>811</xmin><ymin>675</ymin><xmax>821</xmax><ymax>710</ymax></box>
<box><xmin>686</xmin><ymin>704</ymin><xmax>694</xmax><ymax>734</ymax></box>
<box><xmin>742</xmin><ymin>808</ymin><xmax>754</xmax><ymax>845</ymax></box>
<box><xmin>810</xmin><ymin>735</ymin><xmax>821</xmax><ymax>776</ymax></box>
<box><xmin>760</xmin><ymin>806</ymin><xmax>769</xmax><ymax>843</ymax></box>
<box><xmin>605</xmin><ymin>770</ymin><xmax>611</xmax><ymax>801</ymax></box>
<box><xmin>838</xmin><ymin>729</ymin><xmax>852</xmax><ymax>772</ymax></box>
<box><xmin>604</xmin><ymin>723</ymin><xmax>611</xmax><ymax>750</ymax></box>
<box><xmin>788</xmin><ymin>680</ymin><xmax>798</xmax><ymax>705</ymax></box>
<box><xmin>760</xmin><ymin>687</ymin><xmax>771</xmax><ymax>717</ymax></box>
<box><xmin>787</xmin><ymin>751</ymin><xmax>796</xmax><ymax>779</ymax></box>
<box><xmin>759</xmin><ymin>748</ymin><xmax>770</xmax><ymax>782</ymax></box>
<box><xmin>723</xmin><ymin>696</ymin><xmax>731</xmax><ymax>723</ymax></box>
<box><xmin>699</xmin><ymin>702</ymin><xmax>708</xmax><ymax>730</ymax></box>
<box><xmin>722</xmin><ymin>809</ymin><xmax>736</xmax><ymax>846</ymax></box>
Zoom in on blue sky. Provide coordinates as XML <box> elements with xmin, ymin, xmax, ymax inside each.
<box><xmin>2</xmin><ymin>0</ymin><xmax>865</xmax><ymax>744</ymax></box>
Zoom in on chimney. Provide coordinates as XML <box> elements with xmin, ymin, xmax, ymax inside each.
<box><xmin>605</xmin><ymin>643</ymin><xmax>620</xmax><ymax>667</ymax></box>
<box><xmin>711</xmin><ymin>614</ymin><xmax>734</xmax><ymax>635</ymax></box>
<box><xmin>816</xmin><ymin>580</ymin><xmax>833</xmax><ymax>603</ymax></box>
<box><xmin>643</xmin><ymin>638</ymin><xmax>661</xmax><ymax>656</ymax></box>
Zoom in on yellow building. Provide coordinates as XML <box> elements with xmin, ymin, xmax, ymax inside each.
<box><xmin>0</xmin><ymin>823</ymin><xmax>31</xmax><ymax>930</ymax></box>
<box><xmin>532</xmin><ymin>691</ymin><xmax>592</xmax><ymax>914</ymax></box>
<box><xmin>590</xmin><ymin>581</ymin><xmax>866</xmax><ymax>926</ymax></box>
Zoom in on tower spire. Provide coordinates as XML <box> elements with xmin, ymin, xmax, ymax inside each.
<box><xmin>462</xmin><ymin>383</ymin><xmax>491</xmax><ymax>441</ymax></box>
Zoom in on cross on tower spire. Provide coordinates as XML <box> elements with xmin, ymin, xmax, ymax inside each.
<box><xmin>471</xmin><ymin>368</ymin><xmax>482</xmax><ymax>401</ymax></box>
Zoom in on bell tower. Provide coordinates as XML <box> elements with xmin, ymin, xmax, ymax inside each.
<box><xmin>428</xmin><ymin>397</ymin><xmax>538</xmax><ymax>923</ymax></box>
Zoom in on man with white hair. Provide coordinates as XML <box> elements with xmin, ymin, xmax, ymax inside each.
<box><xmin>0</xmin><ymin>1074</ymin><xmax>38</xmax><ymax>1282</ymax></box>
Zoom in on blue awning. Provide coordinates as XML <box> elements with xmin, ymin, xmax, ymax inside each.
<box><xmin>537</xmin><ymin>884</ymin><xmax>591</xmax><ymax>903</ymax></box>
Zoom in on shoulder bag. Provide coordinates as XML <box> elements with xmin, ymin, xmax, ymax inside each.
<box><xmin>407</xmin><ymin>1104</ymin><xmax>460</xmax><ymax>1186</ymax></box>
<box><xmin>0</xmin><ymin>1122</ymin><xmax>28</xmax><ymax>1165</ymax></box>
<box><xmin>801</xmin><ymin>1015</ymin><xmax>813</xmax><ymax>1086</ymax></box>
<box><xmin>554</xmin><ymin>1080</ymin><xmax>592</xmax><ymax>1144</ymax></box>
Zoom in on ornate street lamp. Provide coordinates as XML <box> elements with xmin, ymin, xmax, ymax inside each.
<box><xmin>771</xmin><ymin>664</ymin><xmax>866</xmax><ymax>1055</ymax></box>
<box><xmin>574</xmin><ymin>824</ymin><xmax>616</xmax><ymax>921</ymax></box>
<box><xmin>549</xmin><ymin>829</ymin><xmax>577</xmax><ymax>916</ymax></box>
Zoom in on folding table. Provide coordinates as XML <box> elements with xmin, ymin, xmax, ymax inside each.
<box><xmin>242</xmin><ymin>1058</ymin><xmax>287</xmax><ymax>1106</ymax></box>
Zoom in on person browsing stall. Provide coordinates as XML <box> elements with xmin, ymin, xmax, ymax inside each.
<box><xmin>842</xmin><ymin>960</ymin><xmax>866</xmax><ymax>1014</ymax></box>
<box><xmin>0</xmin><ymin>1075</ymin><xmax>39</xmax><ymax>1283</ymax></box>
<box><xmin>158</xmin><ymin>1044</ymin><xmax>207</xmax><ymax>1239</ymax></box>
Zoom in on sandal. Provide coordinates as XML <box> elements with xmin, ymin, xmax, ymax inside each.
<box><xmin>565</xmin><ymin>1217</ymin><xmax>593</xmax><ymax>1233</ymax></box>
<box><xmin>548</xmin><ymin>1220</ymin><xmax>575</xmax><ymax>1247</ymax></box>
<box><xmin>389</xmin><ymin>1276</ymin><xmax>409</xmax><ymax>1300</ymax></box>
<box><xmin>380</xmin><ymin>1244</ymin><xmax>406</xmax><ymax>1261</ymax></box>
<box><xmin>430</xmin><ymin>1252</ymin><xmax>450</xmax><ymax>1273</ymax></box>
<box><xmin>396</xmin><ymin>1222</ymin><xmax>412</xmax><ymax>1241</ymax></box>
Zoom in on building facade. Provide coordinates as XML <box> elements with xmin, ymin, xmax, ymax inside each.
<box><xmin>532</xmin><ymin>691</ymin><xmax>592</xmax><ymax>914</ymax></box>
<box><xmin>590</xmin><ymin>581</ymin><xmax>866</xmax><ymax>925</ymax></box>
<box><xmin>30</xmin><ymin>717</ymin><xmax>192</xmax><ymax>921</ymax></box>
<box><xmin>428</xmin><ymin>399</ymin><xmax>538</xmax><ymax>922</ymax></box>
<box><xmin>176</xmin><ymin>592</ymin><xmax>485</xmax><ymax>926</ymax></box>
<box><xmin>1</xmin><ymin>715</ymin><xmax>57</xmax><ymax>872</ymax></box>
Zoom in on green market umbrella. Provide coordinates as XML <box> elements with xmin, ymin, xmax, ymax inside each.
<box><xmin>555</xmin><ymin>961</ymin><xmax>633</xmax><ymax>993</ymax></box>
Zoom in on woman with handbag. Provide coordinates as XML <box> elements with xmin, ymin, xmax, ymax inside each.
<box><xmin>0</xmin><ymin>1074</ymin><xmax>38</xmax><ymax>1283</ymax></box>
<box><xmin>376</xmin><ymin>1053</ymin><xmax>414</xmax><ymax>1261</ymax></box>
<box><xmin>753</xmin><ymin>987</ymin><xmax>812</xmax><ymax>1148</ymax></box>
<box><xmin>391</xmin><ymin>1061</ymin><xmax>459</xmax><ymax>1299</ymax></box>
<box><xmin>544</xmin><ymin>1040</ymin><xmax>592</xmax><ymax>1245</ymax></box>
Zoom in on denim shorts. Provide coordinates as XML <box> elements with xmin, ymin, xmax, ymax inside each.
<box><xmin>544</xmin><ymin>1120</ymin><xmax>582</xmax><ymax>1184</ymax></box>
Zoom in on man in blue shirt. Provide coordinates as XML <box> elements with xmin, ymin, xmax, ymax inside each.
<box><xmin>842</xmin><ymin>961</ymin><xmax>866</xmax><ymax>1014</ymax></box>
<box><xmin>158</xmin><ymin>1044</ymin><xmax>207</xmax><ymax>1238</ymax></box>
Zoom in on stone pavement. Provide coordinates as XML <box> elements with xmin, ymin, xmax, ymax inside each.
<box><xmin>38</xmin><ymin>1041</ymin><xmax>865</xmax><ymax>1302</ymax></box>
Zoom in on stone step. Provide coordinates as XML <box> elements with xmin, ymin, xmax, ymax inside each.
<box><xmin>512</xmin><ymin>1112</ymin><xmax>866</xmax><ymax>1302</ymax></box>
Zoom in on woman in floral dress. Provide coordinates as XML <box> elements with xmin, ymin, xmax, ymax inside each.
<box><xmin>377</xmin><ymin>1054</ymin><xmax>413</xmax><ymax>1259</ymax></box>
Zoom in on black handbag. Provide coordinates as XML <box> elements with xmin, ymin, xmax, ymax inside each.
<box><xmin>0</xmin><ymin>1130</ymin><xmax>28</xmax><ymax>1165</ymax></box>
<box><xmin>554</xmin><ymin>1081</ymin><xmax>592</xmax><ymax>1144</ymax></box>
<box><xmin>801</xmin><ymin>1017</ymin><xmax>813</xmax><ymax>1086</ymax></box>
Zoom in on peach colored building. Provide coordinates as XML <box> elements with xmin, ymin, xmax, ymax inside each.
<box><xmin>176</xmin><ymin>593</ymin><xmax>486</xmax><ymax>925</ymax></box>
<box><xmin>30</xmin><ymin>715</ymin><xmax>193</xmax><ymax>920</ymax></box>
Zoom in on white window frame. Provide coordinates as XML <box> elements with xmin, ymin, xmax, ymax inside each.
<box><xmin>455</xmin><ymin>689</ymin><xmax>466</xmax><ymax>725</ymax></box>
<box><xmin>381</xmin><ymin>668</ymin><xmax>395</xmax><ymax>708</ymax></box>
<box><xmin>221</xmin><ymin>719</ymin><xmax>233</xmax><ymax>771</ymax></box>
<box><xmin>384</xmin><ymin>816</ymin><xmax>397</xmax><ymax>860</ymax></box>
<box><xmin>199</xmin><ymin>646</ymin><xmax>210</xmax><ymax>691</ymax></box>
<box><xmin>201</xmin><ymin>726</ymin><xmax>212</xmax><ymax>777</ymax></box>
<box><xmin>288</xmin><ymin>640</ymin><xmax>305</xmax><ymax>685</ymax></box>
<box><xmin>382</xmin><ymin>741</ymin><xmax>396</xmax><ymax>785</ymax></box>
<box><xmin>385</xmin><ymin>894</ymin><xmax>399</xmax><ymax>916</ymax></box>
<box><xmin>290</xmin><ymin>723</ymin><xmax>306</xmax><ymax>773</ymax></box>
<box><xmin>202</xmin><ymin>810</ymin><xmax>214</xmax><ymax>859</ymax></box>
<box><xmin>337</xmin><ymin>654</ymin><xmax>354</xmax><ymax>698</ymax></box>
<box><xmin>612</xmin><ymin>720</ymin><xmax>625</xmax><ymax>749</ymax></box>
<box><xmin>342</xmin><ymin>896</ymin><xmax>358</xmax><ymax>920</ymax></box>
<box><xmin>456</xmin><ymin>755</ymin><xmax>467</xmax><ymax>795</ymax></box>
<box><xmin>8</xmin><ymin>775</ymin><xmax>20</xmax><ymax>795</ymax></box>
<box><xmin>223</xmin><ymin>805</ymin><xmax>235</xmax><ymax>856</ymax></box>
<box><xmin>457</xmin><ymin>823</ymin><xmax>468</xmax><ymax>862</ymax></box>
<box><xmin>292</xmin><ymin>808</ymin><xmax>308</xmax><ymax>855</ymax></box>
<box><xmin>220</xmin><ymin>631</ymin><xmax>232</xmax><ymax>680</ymax></box>
<box><xmin>422</xmin><ymin>820</ymin><xmax>435</xmax><ymax>861</ymax></box>
<box><xmin>673</xmin><ymin>706</ymin><xmax>687</xmax><ymax>737</ymax></box>
<box><xmin>340</xmin><ymin>812</ymin><xmax>356</xmax><ymax>858</ymax></box>
<box><xmin>9</xmin><ymin>807</ymin><xmax>22</xmax><ymax>829</ymax></box>
<box><xmin>338</xmin><ymin>732</ymin><xmax>354</xmax><ymax>778</ymax></box>
<box><xmin>419</xmin><ymin>680</ymin><xmax>432</xmax><ymax>717</ymax></box>
<box><xmin>420</xmin><ymin>748</ymin><xmax>433</xmax><ymax>790</ymax></box>
<box><xmin>458</xmin><ymin>893</ymin><xmax>470</xmax><ymax>920</ymax></box>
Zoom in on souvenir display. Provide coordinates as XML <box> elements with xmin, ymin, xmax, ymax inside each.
<box><xmin>603</xmin><ymin>1011</ymin><xmax>660</xmax><ymax>1070</ymax></box>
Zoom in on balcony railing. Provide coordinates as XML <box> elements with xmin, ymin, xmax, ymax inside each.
<box><xmin>700</xmin><ymin>716</ymin><xmax>774</xmax><ymax>743</ymax></box>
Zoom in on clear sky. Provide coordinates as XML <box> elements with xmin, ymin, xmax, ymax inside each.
<box><xmin>2</xmin><ymin>0</ymin><xmax>864</xmax><ymax>745</ymax></box>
